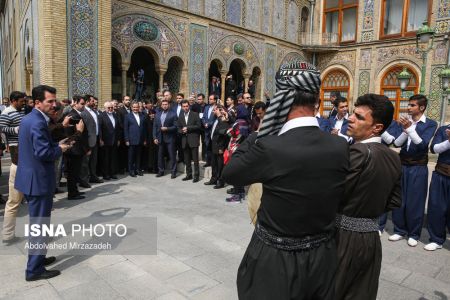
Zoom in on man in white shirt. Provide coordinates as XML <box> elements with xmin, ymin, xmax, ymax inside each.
<box><xmin>330</xmin><ymin>97</ymin><xmax>351</xmax><ymax>142</ymax></box>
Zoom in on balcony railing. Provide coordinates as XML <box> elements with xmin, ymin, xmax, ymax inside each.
<box><xmin>300</xmin><ymin>32</ymin><xmax>339</xmax><ymax>47</ymax></box>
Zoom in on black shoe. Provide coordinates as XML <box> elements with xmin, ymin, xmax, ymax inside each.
<box><xmin>171</xmin><ymin>174</ymin><xmax>177</xmax><ymax>179</ymax></box>
<box><xmin>89</xmin><ymin>177</ymin><xmax>104</xmax><ymax>183</ymax></box>
<box><xmin>182</xmin><ymin>176</ymin><xmax>193</xmax><ymax>181</ymax></box>
<box><xmin>59</xmin><ymin>182</ymin><xmax>67</xmax><ymax>187</ymax></box>
<box><xmin>226</xmin><ymin>188</ymin><xmax>236</xmax><ymax>195</ymax></box>
<box><xmin>68</xmin><ymin>195</ymin><xmax>85</xmax><ymax>200</ymax></box>
<box><xmin>129</xmin><ymin>172</ymin><xmax>137</xmax><ymax>177</ymax></box>
<box><xmin>156</xmin><ymin>173</ymin><xmax>164</xmax><ymax>177</ymax></box>
<box><xmin>78</xmin><ymin>181</ymin><xmax>91</xmax><ymax>188</ymax></box>
<box><xmin>214</xmin><ymin>183</ymin><xmax>225</xmax><ymax>189</ymax></box>
<box><xmin>76</xmin><ymin>191</ymin><xmax>85</xmax><ymax>196</ymax></box>
<box><xmin>137</xmin><ymin>171</ymin><xmax>144</xmax><ymax>176</ymax></box>
<box><xmin>54</xmin><ymin>188</ymin><xmax>64</xmax><ymax>194</ymax></box>
<box><xmin>204</xmin><ymin>180</ymin><xmax>216</xmax><ymax>185</ymax></box>
<box><xmin>110</xmin><ymin>175</ymin><xmax>118</xmax><ymax>179</ymax></box>
<box><xmin>193</xmin><ymin>177</ymin><xmax>199</xmax><ymax>183</ymax></box>
<box><xmin>26</xmin><ymin>269</ymin><xmax>61</xmax><ymax>281</ymax></box>
<box><xmin>2</xmin><ymin>236</ymin><xmax>19</xmax><ymax>245</ymax></box>
<box><xmin>44</xmin><ymin>256</ymin><xmax>56</xmax><ymax>266</ymax></box>
<box><xmin>202</xmin><ymin>164</ymin><xmax>211</xmax><ymax>168</ymax></box>
<box><xmin>103</xmin><ymin>176</ymin><xmax>110</xmax><ymax>180</ymax></box>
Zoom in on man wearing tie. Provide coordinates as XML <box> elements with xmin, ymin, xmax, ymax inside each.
<box><xmin>202</xmin><ymin>94</ymin><xmax>217</xmax><ymax>167</ymax></box>
<box><xmin>15</xmin><ymin>85</ymin><xmax>72</xmax><ymax>281</ymax></box>
<box><xmin>177</xmin><ymin>100</ymin><xmax>201</xmax><ymax>182</ymax></box>
<box><xmin>175</xmin><ymin>93</ymin><xmax>184</xmax><ymax>164</ymax></box>
<box><xmin>124</xmin><ymin>102</ymin><xmax>146</xmax><ymax>177</ymax></box>
<box><xmin>99</xmin><ymin>101</ymin><xmax>121</xmax><ymax>180</ymax></box>
<box><xmin>153</xmin><ymin>99</ymin><xmax>178</xmax><ymax>178</ymax></box>
<box><xmin>117</xmin><ymin>95</ymin><xmax>131</xmax><ymax>173</ymax></box>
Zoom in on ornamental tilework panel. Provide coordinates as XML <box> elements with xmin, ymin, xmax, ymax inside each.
<box><xmin>358</xmin><ymin>71</ymin><xmax>370</xmax><ymax>96</ymax></box>
<box><xmin>162</xmin><ymin>0</ymin><xmax>183</xmax><ymax>7</ymax></box>
<box><xmin>428</xmin><ymin>66</ymin><xmax>445</xmax><ymax>121</ymax></box>
<box><xmin>287</xmin><ymin>1</ymin><xmax>299</xmax><ymax>43</ymax></box>
<box><xmin>436</xmin><ymin>19</ymin><xmax>450</xmax><ymax>34</ymax></box>
<box><xmin>226</xmin><ymin>0</ymin><xmax>242</xmax><ymax>26</ymax></box>
<box><xmin>362</xmin><ymin>0</ymin><xmax>374</xmax><ymax>30</ymax></box>
<box><xmin>189</xmin><ymin>24</ymin><xmax>207</xmax><ymax>94</ymax></box>
<box><xmin>317</xmin><ymin>51</ymin><xmax>356</xmax><ymax>75</ymax></box>
<box><xmin>246</xmin><ymin>0</ymin><xmax>260</xmax><ymax>31</ymax></box>
<box><xmin>67</xmin><ymin>0</ymin><xmax>98</xmax><ymax>97</ymax></box>
<box><xmin>112</xmin><ymin>15</ymin><xmax>183</xmax><ymax>63</ymax></box>
<box><xmin>265</xmin><ymin>44</ymin><xmax>276</xmax><ymax>97</ymax></box>
<box><xmin>208</xmin><ymin>27</ymin><xmax>228</xmax><ymax>57</ymax></box>
<box><xmin>206</xmin><ymin>0</ymin><xmax>223</xmax><ymax>21</ymax></box>
<box><xmin>279</xmin><ymin>52</ymin><xmax>306</xmax><ymax>68</ymax></box>
<box><xmin>273</xmin><ymin>1</ymin><xmax>285</xmax><ymax>39</ymax></box>
<box><xmin>188</xmin><ymin>0</ymin><xmax>202</xmax><ymax>14</ymax></box>
<box><xmin>112</xmin><ymin>1</ymin><xmax>129</xmax><ymax>15</ymax></box>
<box><xmin>434</xmin><ymin>43</ymin><xmax>448</xmax><ymax>65</ymax></box>
<box><xmin>262</xmin><ymin>0</ymin><xmax>271</xmax><ymax>35</ymax></box>
<box><xmin>438</xmin><ymin>0</ymin><xmax>450</xmax><ymax>19</ymax></box>
<box><xmin>361</xmin><ymin>31</ymin><xmax>374</xmax><ymax>42</ymax></box>
<box><xmin>376</xmin><ymin>45</ymin><xmax>422</xmax><ymax>73</ymax></box>
<box><xmin>360</xmin><ymin>49</ymin><xmax>372</xmax><ymax>69</ymax></box>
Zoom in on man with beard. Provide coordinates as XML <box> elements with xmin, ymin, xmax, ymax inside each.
<box><xmin>222</xmin><ymin>61</ymin><xmax>348</xmax><ymax>299</ymax></box>
<box><xmin>334</xmin><ymin>94</ymin><xmax>402</xmax><ymax>300</ymax></box>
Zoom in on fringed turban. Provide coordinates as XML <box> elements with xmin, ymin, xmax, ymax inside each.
<box><xmin>257</xmin><ymin>60</ymin><xmax>321</xmax><ymax>138</ymax></box>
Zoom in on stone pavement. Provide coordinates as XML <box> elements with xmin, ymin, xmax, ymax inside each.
<box><xmin>0</xmin><ymin>165</ymin><xmax>449</xmax><ymax>299</ymax></box>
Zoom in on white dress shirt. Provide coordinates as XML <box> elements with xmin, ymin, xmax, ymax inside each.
<box><xmin>278</xmin><ymin>117</ymin><xmax>319</xmax><ymax>136</ymax></box>
<box><xmin>394</xmin><ymin>114</ymin><xmax>426</xmax><ymax>150</ymax></box>
<box><xmin>211</xmin><ymin>119</ymin><xmax>219</xmax><ymax>140</ymax></box>
<box><xmin>133</xmin><ymin>112</ymin><xmax>140</xmax><ymax>126</ymax></box>
<box><xmin>184</xmin><ymin>111</ymin><xmax>189</xmax><ymax>124</ymax></box>
<box><xmin>86</xmin><ymin>106</ymin><xmax>99</xmax><ymax>136</ymax></box>
<box><xmin>107</xmin><ymin>112</ymin><xmax>116</xmax><ymax>128</ymax></box>
<box><xmin>333</xmin><ymin>113</ymin><xmax>348</xmax><ymax>131</ymax></box>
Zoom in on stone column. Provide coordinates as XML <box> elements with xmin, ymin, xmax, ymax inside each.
<box><xmin>244</xmin><ymin>73</ymin><xmax>251</xmax><ymax>93</ymax></box>
<box><xmin>121</xmin><ymin>63</ymin><xmax>129</xmax><ymax>97</ymax></box>
<box><xmin>158</xmin><ymin>67</ymin><xmax>167</xmax><ymax>92</ymax></box>
<box><xmin>220</xmin><ymin>71</ymin><xmax>227</xmax><ymax>102</ymax></box>
<box><xmin>180</xmin><ymin>67</ymin><xmax>189</xmax><ymax>95</ymax></box>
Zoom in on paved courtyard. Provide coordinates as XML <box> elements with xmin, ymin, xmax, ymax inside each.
<box><xmin>0</xmin><ymin>162</ymin><xmax>449</xmax><ymax>300</ymax></box>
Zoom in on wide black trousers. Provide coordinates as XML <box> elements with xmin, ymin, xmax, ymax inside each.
<box><xmin>237</xmin><ymin>233</ymin><xmax>337</xmax><ymax>300</ymax></box>
<box><xmin>335</xmin><ymin>229</ymin><xmax>381</xmax><ymax>300</ymax></box>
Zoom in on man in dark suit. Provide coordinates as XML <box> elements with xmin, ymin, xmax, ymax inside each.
<box><xmin>177</xmin><ymin>100</ymin><xmax>201</xmax><ymax>182</ymax></box>
<box><xmin>116</xmin><ymin>95</ymin><xmax>131</xmax><ymax>173</ymax></box>
<box><xmin>201</xmin><ymin>94</ymin><xmax>217</xmax><ymax>167</ymax></box>
<box><xmin>330</xmin><ymin>97</ymin><xmax>350</xmax><ymax>142</ymax></box>
<box><xmin>205</xmin><ymin>105</ymin><xmax>230</xmax><ymax>189</ymax></box>
<box><xmin>99</xmin><ymin>101</ymin><xmax>121</xmax><ymax>179</ymax></box>
<box><xmin>153</xmin><ymin>99</ymin><xmax>178</xmax><ymax>178</ymax></box>
<box><xmin>174</xmin><ymin>93</ymin><xmax>184</xmax><ymax>163</ymax></box>
<box><xmin>143</xmin><ymin>102</ymin><xmax>158</xmax><ymax>173</ymax></box>
<box><xmin>209</xmin><ymin>76</ymin><xmax>221</xmax><ymax>97</ymax></box>
<box><xmin>65</xmin><ymin>96</ymin><xmax>90</xmax><ymax>199</ymax></box>
<box><xmin>15</xmin><ymin>85</ymin><xmax>72</xmax><ymax>281</ymax></box>
<box><xmin>191</xmin><ymin>93</ymin><xmax>207</xmax><ymax>160</ymax></box>
<box><xmin>222</xmin><ymin>62</ymin><xmax>349</xmax><ymax>299</ymax></box>
<box><xmin>124</xmin><ymin>102</ymin><xmax>146</xmax><ymax>177</ymax></box>
<box><xmin>80</xmin><ymin>95</ymin><xmax>103</xmax><ymax>183</ymax></box>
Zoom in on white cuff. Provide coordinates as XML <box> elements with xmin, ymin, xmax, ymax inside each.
<box><xmin>381</xmin><ymin>131</ymin><xmax>395</xmax><ymax>145</ymax></box>
<box><xmin>405</xmin><ymin>127</ymin><xmax>423</xmax><ymax>145</ymax></box>
<box><xmin>14</xmin><ymin>126</ymin><xmax>19</xmax><ymax>134</ymax></box>
<box><xmin>394</xmin><ymin>132</ymin><xmax>408</xmax><ymax>147</ymax></box>
<box><xmin>433</xmin><ymin>140</ymin><xmax>450</xmax><ymax>154</ymax></box>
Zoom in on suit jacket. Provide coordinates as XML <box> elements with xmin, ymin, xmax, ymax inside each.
<box><xmin>65</xmin><ymin>109</ymin><xmax>90</xmax><ymax>156</ymax></box>
<box><xmin>222</xmin><ymin>125</ymin><xmax>349</xmax><ymax>237</ymax></box>
<box><xmin>177</xmin><ymin>111</ymin><xmax>201</xmax><ymax>148</ymax></box>
<box><xmin>396</xmin><ymin>118</ymin><xmax>438</xmax><ymax>159</ymax></box>
<box><xmin>329</xmin><ymin>117</ymin><xmax>349</xmax><ymax>135</ymax></box>
<box><xmin>211</xmin><ymin>119</ymin><xmax>230</xmax><ymax>154</ymax></box>
<box><xmin>15</xmin><ymin>109</ymin><xmax>62</xmax><ymax>196</ymax></box>
<box><xmin>340</xmin><ymin>142</ymin><xmax>402</xmax><ymax>218</ymax></box>
<box><xmin>202</xmin><ymin>105</ymin><xmax>217</xmax><ymax>137</ymax></box>
<box><xmin>209</xmin><ymin>82</ymin><xmax>221</xmax><ymax>97</ymax></box>
<box><xmin>81</xmin><ymin>107</ymin><xmax>99</xmax><ymax>148</ymax></box>
<box><xmin>316</xmin><ymin>116</ymin><xmax>331</xmax><ymax>132</ymax></box>
<box><xmin>124</xmin><ymin>112</ymin><xmax>146</xmax><ymax>146</ymax></box>
<box><xmin>99</xmin><ymin>112</ymin><xmax>121</xmax><ymax>146</ymax></box>
<box><xmin>153</xmin><ymin>109</ymin><xmax>178</xmax><ymax>144</ymax></box>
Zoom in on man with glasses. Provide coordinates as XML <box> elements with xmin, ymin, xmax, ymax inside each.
<box><xmin>99</xmin><ymin>101</ymin><xmax>121</xmax><ymax>180</ymax></box>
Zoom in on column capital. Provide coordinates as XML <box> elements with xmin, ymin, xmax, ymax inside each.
<box><xmin>158</xmin><ymin>66</ymin><xmax>168</xmax><ymax>75</ymax></box>
<box><xmin>243</xmin><ymin>73</ymin><xmax>252</xmax><ymax>79</ymax></box>
<box><xmin>121</xmin><ymin>63</ymin><xmax>130</xmax><ymax>71</ymax></box>
<box><xmin>220</xmin><ymin>70</ymin><xmax>229</xmax><ymax>77</ymax></box>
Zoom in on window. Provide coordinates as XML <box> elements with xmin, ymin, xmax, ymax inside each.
<box><xmin>381</xmin><ymin>0</ymin><xmax>431</xmax><ymax>38</ymax></box>
<box><xmin>320</xmin><ymin>70</ymin><xmax>350</xmax><ymax>116</ymax></box>
<box><xmin>323</xmin><ymin>0</ymin><xmax>358</xmax><ymax>43</ymax></box>
<box><xmin>381</xmin><ymin>66</ymin><xmax>419</xmax><ymax>119</ymax></box>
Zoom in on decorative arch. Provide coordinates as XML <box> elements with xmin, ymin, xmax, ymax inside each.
<box><xmin>164</xmin><ymin>56</ymin><xmax>184</xmax><ymax>94</ymax></box>
<box><xmin>279</xmin><ymin>51</ymin><xmax>306</xmax><ymax>69</ymax></box>
<box><xmin>210</xmin><ymin>35</ymin><xmax>262</xmax><ymax>72</ymax></box>
<box><xmin>112</xmin><ymin>14</ymin><xmax>184</xmax><ymax>66</ymax></box>
<box><xmin>320</xmin><ymin>65</ymin><xmax>353</xmax><ymax>116</ymax></box>
<box><xmin>379</xmin><ymin>64</ymin><xmax>419</xmax><ymax>119</ymax></box>
<box><xmin>375</xmin><ymin>60</ymin><xmax>421</xmax><ymax>93</ymax></box>
<box><xmin>301</xmin><ymin>6</ymin><xmax>309</xmax><ymax>33</ymax></box>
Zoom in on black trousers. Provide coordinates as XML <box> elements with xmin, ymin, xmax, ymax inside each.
<box><xmin>66</xmin><ymin>154</ymin><xmax>83</xmax><ymax>196</ymax></box>
<box><xmin>183</xmin><ymin>146</ymin><xmax>199</xmax><ymax>178</ymax></box>
<box><xmin>176</xmin><ymin>134</ymin><xmax>184</xmax><ymax>162</ymax></box>
<box><xmin>88</xmin><ymin>143</ymin><xmax>98</xmax><ymax>178</ymax></box>
<box><xmin>238</xmin><ymin>233</ymin><xmax>337</xmax><ymax>300</ymax></box>
<box><xmin>101</xmin><ymin>145</ymin><xmax>118</xmax><ymax>177</ymax></box>
<box><xmin>211</xmin><ymin>152</ymin><xmax>224</xmax><ymax>184</ymax></box>
<box><xmin>119</xmin><ymin>143</ymin><xmax>128</xmax><ymax>172</ymax></box>
<box><xmin>158</xmin><ymin>142</ymin><xmax>176</xmax><ymax>175</ymax></box>
<box><xmin>128</xmin><ymin>145</ymin><xmax>142</xmax><ymax>174</ymax></box>
<box><xmin>200</xmin><ymin>131</ymin><xmax>206</xmax><ymax>161</ymax></box>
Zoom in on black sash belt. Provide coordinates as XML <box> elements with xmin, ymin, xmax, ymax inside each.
<box><xmin>335</xmin><ymin>214</ymin><xmax>379</xmax><ymax>233</ymax></box>
<box><xmin>400</xmin><ymin>155</ymin><xmax>428</xmax><ymax>166</ymax></box>
<box><xmin>254</xmin><ymin>223</ymin><xmax>332</xmax><ymax>251</ymax></box>
<box><xmin>436</xmin><ymin>162</ymin><xmax>450</xmax><ymax>177</ymax></box>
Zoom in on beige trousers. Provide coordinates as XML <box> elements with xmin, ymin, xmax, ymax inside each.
<box><xmin>2</xmin><ymin>163</ymin><xmax>24</xmax><ymax>240</ymax></box>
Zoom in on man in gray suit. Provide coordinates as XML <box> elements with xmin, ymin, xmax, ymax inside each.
<box><xmin>80</xmin><ymin>95</ymin><xmax>103</xmax><ymax>184</ymax></box>
<box><xmin>177</xmin><ymin>100</ymin><xmax>201</xmax><ymax>182</ymax></box>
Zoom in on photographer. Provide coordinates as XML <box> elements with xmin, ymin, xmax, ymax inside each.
<box><xmin>64</xmin><ymin>96</ymin><xmax>89</xmax><ymax>200</ymax></box>
<box><xmin>205</xmin><ymin>105</ymin><xmax>230</xmax><ymax>189</ymax></box>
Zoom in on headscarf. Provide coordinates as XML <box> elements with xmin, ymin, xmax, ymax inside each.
<box><xmin>257</xmin><ymin>60</ymin><xmax>321</xmax><ymax>138</ymax></box>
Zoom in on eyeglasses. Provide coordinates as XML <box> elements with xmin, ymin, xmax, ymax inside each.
<box><xmin>106</xmin><ymin>107</ymin><xmax>113</xmax><ymax>109</ymax></box>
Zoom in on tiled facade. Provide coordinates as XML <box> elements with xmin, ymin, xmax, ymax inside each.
<box><xmin>1</xmin><ymin>0</ymin><xmax>449</xmax><ymax>121</ymax></box>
